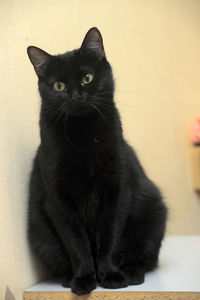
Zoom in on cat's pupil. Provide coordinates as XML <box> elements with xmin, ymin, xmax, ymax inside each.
<box><xmin>84</xmin><ymin>75</ymin><xmax>89</xmax><ymax>82</ymax></box>
<box><xmin>57</xmin><ymin>82</ymin><xmax>61</xmax><ymax>89</ymax></box>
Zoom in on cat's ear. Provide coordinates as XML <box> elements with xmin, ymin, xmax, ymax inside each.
<box><xmin>27</xmin><ymin>46</ymin><xmax>51</xmax><ymax>77</ymax></box>
<box><xmin>80</xmin><ymin>27</ymin><xmax>105</xmax><ymax>60</ymax></box>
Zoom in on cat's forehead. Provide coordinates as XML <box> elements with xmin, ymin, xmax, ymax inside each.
<box><xmin>54</xmin><ymin>50</ymin><xmax>96</xmax><ymax>74</ymax></box>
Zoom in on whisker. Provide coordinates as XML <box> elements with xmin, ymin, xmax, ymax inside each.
<box><xmin>115</xmin><ymin>100</ymin><xmax>136</xmax><ymax>111</ymax></box>
<box><xmin>43</xmin><ymin>105</ymin><xmax>66</xmax><ymax>125</ymax></box>
<box><xmin>94</xmin><ymin>95</ymin><xmax>136</xmax><ymax>112</ymax></box>
<box><xmin>63</xmin><ymin>114</ymin><xmax>73</xmax><ymax>146</ymax></box>
<box><xmin>91</xmin><ymin>104</ymin><xmax>106</xmax><ymax>120</ymax></box>
<box><xmin>93</xmin><ymin>101</ymin><xmax>114</xmax><ymax>111</ymax></box>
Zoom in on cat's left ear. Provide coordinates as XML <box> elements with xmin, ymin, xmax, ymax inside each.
<box><xmin>80</xmin><ymin>27</ymin><xmax>106</xmax><ymax>60</ymax></box>
<box><xmin>27</xmin><ymin>46</ymin><xmax>52</xmax><ymax>77</ymax></box>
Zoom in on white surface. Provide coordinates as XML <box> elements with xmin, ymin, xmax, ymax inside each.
<box><xmin>26</xmin><ymin>236</ymin><xmax>200</xmax><ymax>292</ymax></box>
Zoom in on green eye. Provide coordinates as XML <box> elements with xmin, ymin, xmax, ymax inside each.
<box><xmin>81</xmin><ymin>73</ymin><xmax>93</xmax><ymax>85</ymax></box>
<box><xmin>53</xmin><ymin>81</ymin><xmax>66</xmax><ymax>92</ymax></box>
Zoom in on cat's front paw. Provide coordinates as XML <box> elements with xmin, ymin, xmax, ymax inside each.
<box><xmin>61</xmin><ymin>275</ymin><xmax>72</xmax><ymax>288</ymax></box>
<box><xmin>126</xmin><ymin>269</ymin><xmax>145</xmax><ymax>285</ymax></box>
<box><xmin>100</xmin><ymin>271</ymin><xmax>128</xmax><ymax>289</ymax></box>
<box><xmin>121</xmin><ymin>265</ymin><xmax>145</xmax><ymax>285</ymax></box>
<box><xmin>71</xmin><ymin>273</ymin><xmax>96</xmax><ymax>295</ymax></box>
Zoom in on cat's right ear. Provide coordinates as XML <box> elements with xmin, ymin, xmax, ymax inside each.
<box><xmin>27</xmin><ymin>46</ymin><xmax>51</xmax><ymax>77</ymax></box>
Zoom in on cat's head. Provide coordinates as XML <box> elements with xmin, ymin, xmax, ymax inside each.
<box><xmin>27</xmin><ymin>27</ymin><xmax>114</xmax><ymax>118</ymax></box>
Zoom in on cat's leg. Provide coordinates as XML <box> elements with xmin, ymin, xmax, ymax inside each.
<box><xmin>118</xmin><ymin>224</ymin><xmax>161</xmax><ymax>285</ymax></box>
<box><xmin>96</xmin><ymin>194</ymin><xmax>129</xmax><ymax>289</ymax></box>
<box><xmin>44</xmin><ymin>187</ymin><xmax>97</xmax><ymax>296</ymax></box>
<box><xmin>118</xmin><ymin>183</ymin><xmax>167</xmax><ymax>285</ymax></box>
<box><xmin>28</xmin><ymin>155</ymin><xmax>73</xmax><ymax>286</ymax></box>
<box><xmin>30</xmin><ymin>156</ymin><xmax>96</xmax><ymax>294</ymax></box>
<box><xmin>29</xmin><ymin>214</ymin><xmax>73</xmax><ymax>287</ymax></box>
<box><xmin>45</xmin><ymin>199</ymin><xmax>96</xmax><ymax>295</ymax></box>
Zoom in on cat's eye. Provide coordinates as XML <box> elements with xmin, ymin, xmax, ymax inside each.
<box><xmin>81</xmin><ymin>74</ymin><xmax>93</xmax><ymax>85</ymax></box>
<box><xmin>53</xmin><ymin>81</ymin><xmax>66</xmax><ymax>92</ymax></box>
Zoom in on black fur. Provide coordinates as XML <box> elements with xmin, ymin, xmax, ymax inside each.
<box><xmin>27</xmin><ymin>28</ymin><xmax>167</xmax><ymax>295</ymax></box>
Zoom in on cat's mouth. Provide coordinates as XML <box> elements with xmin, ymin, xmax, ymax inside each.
<box><xmin>66</xmin><ymin>100</ymin><xmax>93</xmax><ymax>116</ymax></box>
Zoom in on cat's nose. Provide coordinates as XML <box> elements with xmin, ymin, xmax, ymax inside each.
<box><xmin>71</xmin><ymin>89</ymin><xmax>81</xmax><ymax>100</ymax></box>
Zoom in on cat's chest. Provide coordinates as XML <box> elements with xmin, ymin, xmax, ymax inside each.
<box><xmin>78</xmin><ymin>184</ymin><xmax>100</xmax><ymax>236</ymax></box>
<box><xmin>66</xmin><ymin>114</ymin><xmax>105</xmax><ymax>148</ymax></box>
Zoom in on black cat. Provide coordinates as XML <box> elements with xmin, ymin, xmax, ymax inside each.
<box><xmin>27</xmin><ymin>27</ymin><xmax>167</xmax><ymax>296</ymax></box>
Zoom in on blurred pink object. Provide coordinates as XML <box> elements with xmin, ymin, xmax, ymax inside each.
<box><xmin>191</xmin><ymin>118</ymin><xmax>200</xmax><ymax>145</ymax></box>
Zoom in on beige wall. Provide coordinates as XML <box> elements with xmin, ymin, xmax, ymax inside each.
<box><xmin>1</xmin><ymin>0</ymin><xmax>200</xmax><ymax>299</ymax></box>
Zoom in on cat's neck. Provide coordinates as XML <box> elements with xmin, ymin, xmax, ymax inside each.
<box><xmin>40</xmin><ymin>106</ymin><xmax>122</xmax><ymax>152</ymax></box>
<box><xmin>64</xmin><ymin>112</ymin><xmax>107</xmax><ymax>148</ymax></box>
